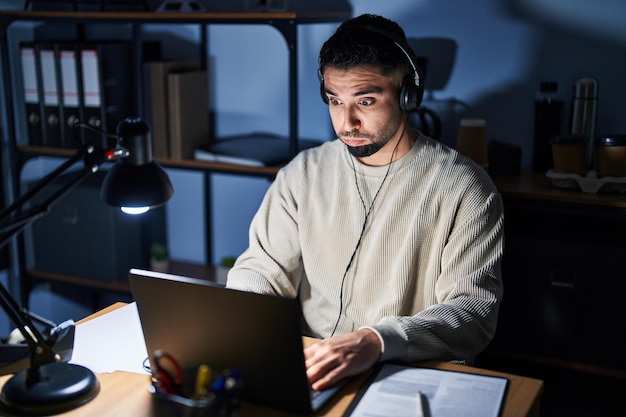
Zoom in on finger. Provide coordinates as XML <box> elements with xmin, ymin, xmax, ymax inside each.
<box><xmin>306</xmin><ymin>350</ymin><xmax>337</xmax><ymax>383</ymax></box>
<box><xmin>311</xmin><ymin>362</ymin><xmax>348</xmax><ymax>391</ymax></box>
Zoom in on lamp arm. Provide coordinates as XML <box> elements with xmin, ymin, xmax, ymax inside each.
<box><xmin>0</xmin><ymin>165</ymin><xmax>95</xmax><ymax>251</ymax></box>
<box><xmin>0</xmin><ymin>284</ymin><xmax>58</xmax><ymax>368</ymax></box>
<box><xmin>0</xmin><ymin>146</ymin><xmax>86</xmax><ymax>225</ymax></box>
<box><xmin>0</xmin><ymin>144</ymin><xmax>108</xmax><ymax>372</ymax></box>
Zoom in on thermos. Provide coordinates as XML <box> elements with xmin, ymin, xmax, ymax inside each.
<box><xmin>569</xmin><ymin>77</ymin><xmax>598</xmax><ymax>170</ymax></box>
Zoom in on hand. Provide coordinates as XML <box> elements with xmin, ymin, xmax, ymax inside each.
<box><xmin>304</xmin><ymin>328</ymin><xmax>382</xmax><ymax>391</ymax></box>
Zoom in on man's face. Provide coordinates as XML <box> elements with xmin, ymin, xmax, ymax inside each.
<box><xmin>322</xmin><ymin>65</ymin><xmax>406</xmax><ymax>164</ymax></box>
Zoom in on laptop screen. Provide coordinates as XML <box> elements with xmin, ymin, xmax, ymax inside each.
<box><xmin>129</xmin><ymin>268</ymin><xmax>328</xmax><ymax>413</ymax></box>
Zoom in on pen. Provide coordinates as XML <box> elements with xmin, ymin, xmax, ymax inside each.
<box><xmin>194</xmin><ymin>364</ymin><xmax>211</xmax><ymax>400</ymax></box>
<box><xmin>416</xmin><ymin>391</ymin><xmax>427</xmax><ymax>417</ymax></box>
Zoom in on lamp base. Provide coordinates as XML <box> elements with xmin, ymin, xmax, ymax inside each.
<box><xmin>0</xmin><ymin>362</ymin><xmax>99</xmax><ymax>415</ymax></box>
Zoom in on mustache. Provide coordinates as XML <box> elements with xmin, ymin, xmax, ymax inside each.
<box><xmin>339</xmin><ymin>131</ymin><xmax>373</xmax><ymax>140</ymax></box>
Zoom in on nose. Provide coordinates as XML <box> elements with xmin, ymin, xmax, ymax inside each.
<box><xmin>342</xmin><ymin>105</ymin><xmax>361</xmax><ymax>133</ymax></box>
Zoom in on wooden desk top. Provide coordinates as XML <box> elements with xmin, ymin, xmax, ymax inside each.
<box><xmin>493</xmin><ymin>169</ymin><xmax>626</xmax><ymax>209</ymax></box>
<box><xmin>0</xmin><ymin>304</ymin><xmax>544</xmax><ymax>417</ymax></box>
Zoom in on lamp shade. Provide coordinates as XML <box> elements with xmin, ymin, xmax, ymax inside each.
<box><xmin>101</xmin><ymin>118</ymin><xmax>173</xmax><ymax>209</ymax></box>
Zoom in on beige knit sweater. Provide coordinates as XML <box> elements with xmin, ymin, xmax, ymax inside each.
<box><xmin>227</xmin><ymin>133</ymin><xmax>504</xmax><ymax>364</ymax></box>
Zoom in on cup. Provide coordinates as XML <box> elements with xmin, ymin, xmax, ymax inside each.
<box><xmin>596</xmin><ymin>135</ymin><xmax>626</xmax><ymax>178</ymax></box>
<box><xmin>551</xmin><ymin>134</ymin><xmax>586</xmax><ymax>176</ymax></box>
<box><xmin>456</xmin><ymin>118</ymin><xmax>488</xmax><ymax>167</ymax></box>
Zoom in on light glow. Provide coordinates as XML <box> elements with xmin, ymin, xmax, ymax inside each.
<box><xmin>121</xmin><ymin>206</ymin><xmax>150</xmax><ymax>215</ymax></box>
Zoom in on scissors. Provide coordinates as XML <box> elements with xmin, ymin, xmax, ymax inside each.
<box><xmin>152</xmin><ymin>350</ymin><xmax>183</xmax><ymax>395</ymax></box>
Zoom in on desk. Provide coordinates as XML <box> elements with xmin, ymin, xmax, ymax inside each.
<box><xmin>488</xmin><ymin>169</ymin><xmax>626</xmax><ymax>377</ymax></box>
<box><xmin>492</xmin><ymin>169</ymin><xmax>626</xmax><ymax>209</ymax></box>
<box><xmin>0</xmin><ymin>303</ymin><xmax>543</xmax><ymax>417</ymax></box>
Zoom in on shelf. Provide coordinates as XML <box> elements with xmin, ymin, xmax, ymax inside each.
<box><xmin>0</xmin><ymin>10</ymin><xmax>352</xmax><ymax>23</ymax></box>
<box><xmin>0</xmin><ymin>10</ymin><xmax>351</xmax><ymax>26</ymax></box>
<box><xmin>27</xmin><ymin>260</ymin><xmax>221</xmax><ymax>294</ymax></box>
<box><xmin>17</xmin><ymin>145</ymin><xmax>281</xmax><ymax>177</ymax></box>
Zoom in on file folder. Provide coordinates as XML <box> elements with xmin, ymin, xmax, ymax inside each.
<box><xmin>58</xmin><ymin>43</ymin><xmax>81</xmax><ymax>148</ymax></box>
<box><xmin>37</xmin><ymin>43</ymin><xmax>63</xmax><ymax>147</ymax></box>
<box><xmin>97</xmin><ymin>42</ymin><xmax>134</xmax><ymax>136</ymax></box>
<box><xmin>79</xmin><ymin>45</ymin><xmax>106</xmax><ymax>145</ymax></box>
<box><xmin>79</xmin><ymin>42</ymin><xmax>134</xmax><ymax>142</ymax></box>
<box><xmin>19</xmin><ymin>43</ymin><xmax>44</xmax><ymax>146</ymax></box>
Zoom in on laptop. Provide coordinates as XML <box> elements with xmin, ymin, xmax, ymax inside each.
<box><xmin>128</xmin><ymin>268</ymin><xmax>346</xmax><ymax>414</ymax></box>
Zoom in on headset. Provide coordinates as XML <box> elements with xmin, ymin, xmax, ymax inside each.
<box><xmin>318</xmin><ymin>24</ymin><xmax>424</xmax><ymax>112</ymax></box>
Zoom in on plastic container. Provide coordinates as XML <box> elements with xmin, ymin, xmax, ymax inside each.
<box><xmin>596</xmin><ymin>135</ymin><xmax>626</xmax><ymax>178</ymax></box>
<box><xmin>551</xmin><ymin>134</ymin><xmax>586</xmax><ymax>176</ymax></box>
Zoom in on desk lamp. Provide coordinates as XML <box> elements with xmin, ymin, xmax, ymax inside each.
<box><xmin>0</xmin><ymin>117</ymin><xmax>173</xmax><ymax>415</ymax></box>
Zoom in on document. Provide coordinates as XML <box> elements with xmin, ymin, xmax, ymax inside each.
<box><xmin>70</xmin><ymin>302</ymin><xmax>149</xmax><ymax>375</ymax></box>
<box><xmin>346</xmin><ymin>363</ymin><xmax>508</xmax><ymax>417</ymax></box>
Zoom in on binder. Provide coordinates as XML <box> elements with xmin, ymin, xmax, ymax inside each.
<box><xmin>36</xmin><ymin>43</ymin><xmax>63</xmax><ymax>147</ymax></box>
<box><xmin>19</xmin><ymin>43</ymin><xmax>44</xmax><ymax>146</ymax></box>
<box><xmin>167</xmin><ymin>69</ymin><xmax>209</xmax><ymax>159</ymax></box>
<box><xmin>79</xmin><ymin>45</ymin><xmax>106</xmax><ymax>146</ymax></box>
<box><xmin>79</xmin><ymin>42</ymin><xmax>135</xmax><ymax>141</ymax></box>
<box><xmin>144</xmin><ymin>60</ymin><xmax>200</xmax><ymax>158</ymax></box>
<box><xmin>58</xmin><ymin>43</ymin><xmax>81</xmax><ymax>148</ymax></box>
<box><xmin>97</xmin><ymin>42</ymin><xmax>134</xmax><ymax>136</ymax></box>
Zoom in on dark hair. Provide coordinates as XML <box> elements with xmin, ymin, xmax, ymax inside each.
<box><xmin>318</xmin><ymin>14</ymin><xmax>411</xmax><ymax>77</ymax></box>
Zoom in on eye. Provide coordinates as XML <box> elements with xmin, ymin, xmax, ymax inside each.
<box><xmin>329</xmin><ymin>97</ymin><xmax>342</xmax><ymax>106</ymax></box>
<box><xmin>359</xmin><ymin>98</ymin><xmax>375</xmax><ymax>106</ymax></box>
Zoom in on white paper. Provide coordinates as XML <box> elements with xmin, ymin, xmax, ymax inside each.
<box><xmin>69</xmin><ymin>302</ymin><xmax>149</xmax><ymax>375</ymax></box>
<box><xmin>349</xmin><ymin>363</ymin><xmax>507</xmax><ymax>417</ymax></box>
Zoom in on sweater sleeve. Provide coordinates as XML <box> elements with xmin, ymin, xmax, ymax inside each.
<box><xmin>226</xmin><ymin>163</ymin><xmax>304</xmax><ymax>298</ymax></box>
<box><xmin>372</xmin><ymin>190</ymin><xmax>504</xmax><ymax>364</ymax></box>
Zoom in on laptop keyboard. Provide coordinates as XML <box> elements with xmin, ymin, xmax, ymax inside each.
<box><xmin>310</xmin><ymin>387</ymin><xmax>322</xmax><ymax>400</ymax></box>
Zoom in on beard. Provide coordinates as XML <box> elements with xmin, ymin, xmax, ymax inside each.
<box><xmin>339</xmin><ymin>116</ymin><xmax>403</xmax><ymax>158</ymax></box>
<box><xmin>345</xmin><ymin>141</ymin><xmax>385</xmax><ymax>157</ymax></box>
<box><xmin>337</xmin><ymin>107</ymin><xmax>406</xmax><ymax>158</ymax></box>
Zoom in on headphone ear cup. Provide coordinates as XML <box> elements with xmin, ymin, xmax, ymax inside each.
<box><xmin>318</xmin><ymin>69</ymin><xmax>329</xmax><ymax>104</ymax></box>
<box><xmin>399</xmin><ymin>73</ymin><xmax>424</xmax><ymax>112</ymax></box>
<box><xmin>320</xmin><ymin>80</ymin><xmax>329</xmax><ymax>104</ymax></box>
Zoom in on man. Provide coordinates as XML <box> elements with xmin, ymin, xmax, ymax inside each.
<box><xmin>227</xmin><ymin>14</ymin><xmax>504</xmax><ymax>392</ymax></box>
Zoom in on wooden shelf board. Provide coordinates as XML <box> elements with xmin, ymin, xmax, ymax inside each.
<box><xmin>17</xmin><ymin>145</ymin><xmax>280</xmax><ymax>177</ymax></box>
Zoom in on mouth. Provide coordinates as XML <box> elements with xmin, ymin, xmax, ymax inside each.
<box><xmin>341</xmin><ymin>137</ymin><xmax>369</xmax><ymax>147</ymax></box>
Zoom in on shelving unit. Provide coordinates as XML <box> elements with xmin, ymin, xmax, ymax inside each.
<box><xmin>0</xmin><ymin>9</ymin><xmax>349</xmax><ymax>305</ymax></box>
